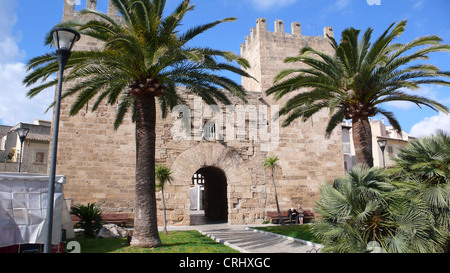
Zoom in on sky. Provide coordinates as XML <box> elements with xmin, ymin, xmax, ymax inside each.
<box><xmin>0</xmin><ymin>0</ymin><xmax>449</xmax><ymax>137</ymax></box>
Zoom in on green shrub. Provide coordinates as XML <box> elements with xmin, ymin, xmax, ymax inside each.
<box><xmin>312</xmin><ymin>164</ymin><xmax>446</xmax><ymax>253</ymax></box>
<box><xmin>71</xmin><ymin>203</ymin><xmax>103</xmax><ymax>237</ymax></box>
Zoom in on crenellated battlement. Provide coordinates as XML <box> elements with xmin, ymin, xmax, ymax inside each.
<box><xmin>63</xmin><ymin>0</ymin><xmax>118</xmax><ymax>20</ymax></box>
<box><xmin>240</xmin><ymin>18</ymin><xmax>334</xmax><ymax>92</ymax></box>
<box><xmin>240</xmin><ymin>18</ymin><xmax>333</xmax><ymax>53</ymax></box>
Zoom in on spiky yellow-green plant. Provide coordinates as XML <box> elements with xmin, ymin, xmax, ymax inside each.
<box><xmin>155</xmin><ymin>164</ymin><xmax>173</xmax><ymax>235</ymax></box>
<box><xmin>263</xmin><ymin>155</ymin><xmax>284</xmax><ymax>226</ymax></box>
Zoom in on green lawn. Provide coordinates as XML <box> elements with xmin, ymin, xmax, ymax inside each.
<box><xmin>68</xmin><ymin>230</ymin><xmax>239</xmax><ymax>253</ymax></box>
<box><xmin>253</xmin><ymin>224</ymin><xmax>321</xmax><ymax>244</ymax></box>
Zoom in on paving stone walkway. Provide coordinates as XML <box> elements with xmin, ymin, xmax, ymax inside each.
<box><xmin>197</xmin><ymin>224</ymin><xmax>321</xmax><ymax>253</ymax></box>
<box><xmin>162</xmin><ymin>212</ymin><xmax>323</xmax><ymax>253</ymax></box>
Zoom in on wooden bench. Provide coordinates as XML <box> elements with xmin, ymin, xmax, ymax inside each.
<box><xmin>266</xmin><ymin>209</ymin><xmax>315</xmax><ymax>224</ymax></box>
<box><xmin>71</xmin><ymin>213</ymin><xmax>131</xmax><ymax>227</ymax></box>
<box><xmin>266</xmin><ymin>211</ymin><xmax>291</xmax><ymax>224</ymax></box>
<box><xmin>303</xmin><ymin>210</ymin><xmax>315</xmax><ymax>223</ymax></box>
<box><xmin>101</xmin><ymin>214</ymin><xmax>129</xmax><ymax>227</ymax></box>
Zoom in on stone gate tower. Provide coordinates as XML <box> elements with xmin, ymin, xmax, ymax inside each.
<box><xmin>55</xmin><ymin>0</ymin><xmax>344</xmax><ymax>226</ymax></box>
<box><xmin>241</xmin><ymin>17</ymin><xmax>334</xmax><ymax>92</ymax></box>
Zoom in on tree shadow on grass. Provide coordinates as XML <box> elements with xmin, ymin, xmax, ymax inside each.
<box><xmin>68</xmin><ymin>230</ymin><xmax>237</xmax><ymax>253</ymax></box>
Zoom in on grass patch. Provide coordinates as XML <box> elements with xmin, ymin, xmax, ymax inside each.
<box><xmin>68</xmin><ymin>230</ymin><xmax>239</xmax><ymax>253</ymax></box>
<box><xmin>253</xmin><ymin>225</ymin><xmax>321</xmax><ymax>244</ymax></box>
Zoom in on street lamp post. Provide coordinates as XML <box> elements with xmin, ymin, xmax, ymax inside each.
<box><xmin>15</xmin><ymin>127</ymin><xmax>29</xmax><ymax>172</ymax></box>
<box><xmin>377</xmin><ymin>139</ymin><xmax>387</xmax><ymax>169</ymax></box>
<box><xmin>44</xmin><ymin>27</ymin><xmax>80</xmax><ymax>253</ymax></box>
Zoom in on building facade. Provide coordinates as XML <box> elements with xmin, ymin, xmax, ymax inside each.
<box><xmin>0</xmin><ymin>120</ymin><xmax>50</xmax><ymax>174</ymax></box>
<box><xmin>55</xmin><ymin>0</ymin><xmax>345</xmax><ymax>225</ymax></box>
<box><xmin>342</xmin><ymin>119</ymin><xmax>416</xmax><ymax>170</ymax></box>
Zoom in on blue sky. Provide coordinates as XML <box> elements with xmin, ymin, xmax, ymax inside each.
<box><xmin>0</xmin><ymin>0</ymin><xmax>449</xmax><ymax>137</ymax></box>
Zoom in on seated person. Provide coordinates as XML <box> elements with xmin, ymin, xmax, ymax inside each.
<box><xmin>297</xmin><ymin>204</ymin><xmax>304</xmax><ymax>224</ymax></box>
<box><xmin>287</xmin><ymin>207</ymin><xmax>299</xmax><ymax>224</ymax></box>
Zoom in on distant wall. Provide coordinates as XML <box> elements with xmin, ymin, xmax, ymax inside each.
<box><xmin>0</xmin><ymin>162</ymin><xmax>47</xmax><ymax>174</ymax></box>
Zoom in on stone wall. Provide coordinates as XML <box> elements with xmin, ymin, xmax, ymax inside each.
<box><xmin>55</xmin><ymin>1</ymin><xmax>345</xmax><ymax>226</ymax></box>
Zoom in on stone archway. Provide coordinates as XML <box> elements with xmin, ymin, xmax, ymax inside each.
<box><xmin>170</xmin><ymin>142</ymin><xmax>253</xmax><ymax>225</ymax></box>
<box><xmin>192</xmin><ymin>166</ymin><xmax>227</xmax><ymax>222</ymax></box>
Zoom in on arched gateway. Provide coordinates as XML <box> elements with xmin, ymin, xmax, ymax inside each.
<box><xmin>169</xmin><ymin>142</ymin><xmax>253</xmax><ymax>225</ymax></box>
<box><xmin>57</xmin><ymin>2</ymin><xmax>345</xmax><ymax>228</ymax></box>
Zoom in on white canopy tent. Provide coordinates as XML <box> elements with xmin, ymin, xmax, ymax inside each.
<box><xmin>0</xmin><ymin>172</ymin><xmax>74</xmax><ymax>248</ymax></box>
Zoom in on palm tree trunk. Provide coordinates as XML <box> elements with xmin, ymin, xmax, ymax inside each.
<box><xmin>130</xmin><ymin>93</ymin><xmax>162</xmax><ymax>248</ymax></box>
<box><xmin>352</xmin><ymin>117</ymin><xmax>374</xmax><ymax>167</ymax></box>
<box><xmin>271</xmin><ymin>169</ymin><xmax>285</xmax><ymax>226</ymax></box>
<box><xmin>161</xmin><ymin>187</ymin><xmax>168</xmax><ymax>235</ymax></box>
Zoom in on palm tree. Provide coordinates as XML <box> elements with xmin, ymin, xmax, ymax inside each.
<box><xmin>23</xmin><ymin>0</ymin><xmax>251</xmax><ymax>248</ymax></box>
<box><xmin>391</xmin><ymin>130</ymin><xmax>450</xmax><ymax>250</ymax></box>
<box><xmin>155</xmin><ymin>164</ymin><xmax>173</xmax><ymax>235</ymax></box>
<box><xmin>266</xmin><ymin>20</ymin><xmax>450</xmax><ymax>167</ymax></box>
<box><xmin>263</xmin><ymin>155</ymin><xmax>284</xmax><ymax>226</ymax></box>
<box><xmin>70</xmin><ymin>203</ymin><xmax>103</xmax><ymax>237</ymax></box>
<box><xmin>313</xmin><ymin>164</ymin><xmax>446</xmax><ymax>253</ymax></box>
<box><xmin>393</xmin><ymin>130</ymin><xmax>449</xmax><ymax>186</ymax></box>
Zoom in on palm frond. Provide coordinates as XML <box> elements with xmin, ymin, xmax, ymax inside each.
<box><xmin>24</xmin><ymin>0</ymin><xmax>251</xmax><ymax>130</ymax></box>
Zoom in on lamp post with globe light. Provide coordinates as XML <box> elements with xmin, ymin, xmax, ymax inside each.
<box><xmin>15</xmin><ymin>127</ymin><xmax>29</xmax><ymax>173</ymax></box>
<box><xmin>44</xmin><ymin>27</ymin><xmax>80</xmax><ymax>253</ymax></box>
<box><xmin>377</xmin><ymin>139</ymin><xmax>388</xmax><ymax>169</ymax></box>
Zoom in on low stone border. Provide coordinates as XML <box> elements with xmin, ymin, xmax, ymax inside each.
<box><xmin>245</xmin><ymin>227</ymin><xmax>324</xmax><ymax>250</ymax></box>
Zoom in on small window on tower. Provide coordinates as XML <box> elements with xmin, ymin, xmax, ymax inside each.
<box><xmin>203</xmin><ymin>121</ymin><xmax>216</xmax><ymax>141</ymax></box>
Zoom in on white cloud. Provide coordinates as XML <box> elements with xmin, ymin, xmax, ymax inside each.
<box><xmin>246</xmin><ymin>0</ymin><xmax>298</xmax><ymax>11</ymax></box>
<box><xmin>385</xmin><ymin>100</ymin><xmax>416</xmax><ymax>110</ymax></box>
<box><xmin>0</xmin><ymin>0</ymin><xmax>24</xmax><ymax>63</ymax></box>
<box><xmin>412</xmin><ymin>0</ymin><xmax>425</xmax><ymax>10</ymax></box>
<box><xmin>410</xmin><ymin>112</ymin><xmax>450</xmax><ymax>138</ymax></box>
<box><xmin>385</xmin><ymin>86</ymin><xmax>450</xmax><ymax>110</ymax></box>
<box><xmin>0</xmin><ymin>63</ymin><xmax>54</xmax><ymax>126</ymax></box>
<box><xmin>320</xmin><ymin>0</ymin><xmax>354</xmax><ymax>21</ymax></box>
<box><xmin>334</xmin><ymin>0</ymin><xmax>352</xmax><ymax>11</ymax></box>
<box><xmin>0</xmin><ymin>36</ymin><xmax>25</xmax><ymax>64</ymax></box>
<box><xmin>0</xmin><ymin>0</ymin><xmax>53</xmax><ymax>126</ymax></box>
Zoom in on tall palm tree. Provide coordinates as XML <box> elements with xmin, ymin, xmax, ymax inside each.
<box><xmin>155</xmin><ymin>164</ymin><xmax>173</xmax><ymax>235</ymax></box>
<box><xmin>23</xmin><ymin>0</ymin><xmax>251</xmax><ymax>247</ymax></box>
<box><xmin>263</xmin><ymin>155</ymin><xmax>284</xmax><ymax>226</ymax></box>
<box><xmin>266</xmin><ymin>20</ymin><xmax>450</xmax><ymax>167</ymax></box>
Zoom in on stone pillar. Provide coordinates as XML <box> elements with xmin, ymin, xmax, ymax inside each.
<box><xmin>108</xmin><ymin>1</ymin><xmax>118</xmax><ymax>15</ymax></box>
<box><xmin>324</xmin><ymin>26</ymin><xmax>334</xmax><ymax>38</ymax></box>
<box><xmin>291</xmin><ymin>22</ymin><xmax>301</xmax><ymax>35</ymax></box>
<box><xmin>87</xmin><ymin>0</ymin><xmax>97</xmax><ymax>9</ymax></box>
<box><xmin>274</xmin><ymin>20</ymin><xmax>284</xmax><ymax>33</ymax></box>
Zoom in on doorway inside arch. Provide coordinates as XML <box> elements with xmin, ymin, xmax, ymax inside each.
<box><xmin>190</xmin><ymin>166</ymin><xmax>228</xmax><ymax>225</ymax></box>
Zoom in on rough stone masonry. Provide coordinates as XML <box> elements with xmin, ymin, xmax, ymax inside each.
<box><xmin>53</xmin><ymin>0</ymin><xmax>344</xmax><ymax>226</ymax></box>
